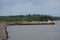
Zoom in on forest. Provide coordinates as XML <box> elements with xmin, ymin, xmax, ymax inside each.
<box><xmin>0</xmin><ymin>14</ymin><xmax>60</xmax><ymax>22</ymax></box>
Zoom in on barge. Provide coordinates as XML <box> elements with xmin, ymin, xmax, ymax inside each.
<box><xmin>9</xmin><ymin>20</ymin><xmax>55</xmax><ymax>25</ymax></box>
<box><xmin>9</xmin><ymin>21</ymin><xmax>55</xmax><ymax>25</ymax></box>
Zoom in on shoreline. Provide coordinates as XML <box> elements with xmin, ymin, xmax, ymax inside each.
<box><xmin>0</xmin><ymin>22</ymin><xmax>9</xmax><ymax>40</ymax></box>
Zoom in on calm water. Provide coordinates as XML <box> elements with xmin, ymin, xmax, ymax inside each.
<box><xmin>7</xmin><ymin>21</ymin><xmax>60</xmax><ymax>40</ymax></box>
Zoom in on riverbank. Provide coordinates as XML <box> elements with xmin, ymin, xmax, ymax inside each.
<box><xmin>0</xmin><ymin>22</ymin><xmax>9</xmax><ymax>40</ymax></box>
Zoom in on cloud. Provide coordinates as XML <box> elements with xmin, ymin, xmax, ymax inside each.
<box><xmin>0</xmin><ymin>0</ymin><xmax>60</xmax><ymax>16</ymax></box>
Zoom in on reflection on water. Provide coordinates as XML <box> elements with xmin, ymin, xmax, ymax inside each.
<box><xmin>7</xmin><ymin>21</ymin><xmax>60</xmax><ymax>40</ymax></box>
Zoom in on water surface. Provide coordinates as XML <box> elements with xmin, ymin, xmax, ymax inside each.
<box><xmin>7</xmin><ymin>21</ymin><xmax>60</xmax><ymax>40</ymax></box>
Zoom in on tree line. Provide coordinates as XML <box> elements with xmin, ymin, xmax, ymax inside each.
<box><xmin>0</xmin><ymin>14</ymin><xmax>60</xmax><ymax>22</ymax></box>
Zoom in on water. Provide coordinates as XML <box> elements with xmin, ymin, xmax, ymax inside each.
<box><xmin>7</xmin><ymin>21</ymin><xmax>60</xmax><ymax>40</ymax></box>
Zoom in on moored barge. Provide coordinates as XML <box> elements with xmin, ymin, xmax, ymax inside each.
<box><xmin>10</xmin><ymin>21</ymin><xmax>55</xmax><ymax>25</ymax></box>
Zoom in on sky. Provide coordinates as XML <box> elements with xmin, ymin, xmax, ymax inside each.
<box><xmin>0</xmin><ymin>0</ymin><xmax>60</xmax><ymax>16</ymax></box>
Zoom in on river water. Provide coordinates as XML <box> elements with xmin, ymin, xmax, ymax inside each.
<box><xmin>7</xmin><ymin>21</ymin><xmax>60</xmax><ymax>40</ymax></box>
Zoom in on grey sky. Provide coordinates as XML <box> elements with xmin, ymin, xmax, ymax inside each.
<box><xmin>0</xmin><ymin>0</ymin><xmax>60</xmax><ymax>16</ymax></box>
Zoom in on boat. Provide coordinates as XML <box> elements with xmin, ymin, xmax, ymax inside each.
<box><xmin>9</xmin><ymin>19</ymin><xmax>55</xmax><ymax>25</ymax></box>
<box><xmin>9</xmin><ymin>21</ymin><xmax>55</xmax><ymax>25</ymax></box>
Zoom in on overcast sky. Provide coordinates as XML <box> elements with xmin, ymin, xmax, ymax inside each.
<box><xmin>0</xmin><ymin>0</ymin><xmax>60</xmax><ymax>16</ymax></box>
